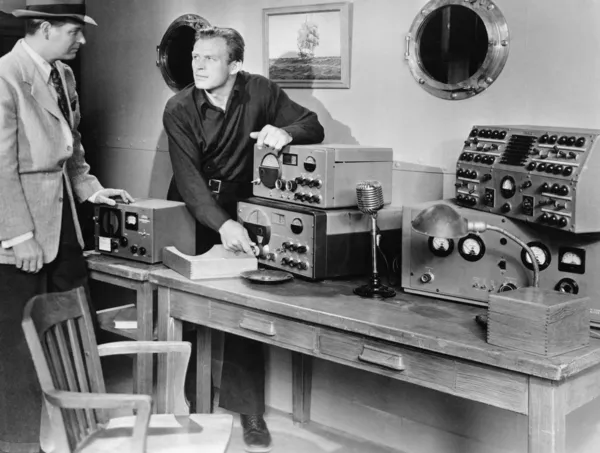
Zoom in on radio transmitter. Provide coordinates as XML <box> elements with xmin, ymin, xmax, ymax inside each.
<box><xmin>238</xmin><ymin>197</ymin><xmax>402</xmax><ymax>280</ymax></box>
<box><xmin>456</xmin><ymin>125</ymin><xmax>600</xmax><ymax>233</ymax></box>
<box><xmin>402</xmin><ymin>199</ymin><xmax>600</xmax><ymax>327</ymax></box>
<box><xmin>253</xmin><ymin>144</ymin><xmax>393</xmax><ymax>209</ymax></box>
<box><xmin>94</xmin><ymin>198</ymin><xmax>195</xmax><ymax>264</ymax></box>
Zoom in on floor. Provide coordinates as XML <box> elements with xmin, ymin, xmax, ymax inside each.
<box><xmin>101</xmin><ymin>354</ymin><xmax>403</xmax><ymax>453</ymax></box>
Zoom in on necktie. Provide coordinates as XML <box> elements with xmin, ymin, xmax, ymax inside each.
<box><xmin>50</xmin><ymin>64</ymin><xmax>70</xmax><ymax>123</ymax></box>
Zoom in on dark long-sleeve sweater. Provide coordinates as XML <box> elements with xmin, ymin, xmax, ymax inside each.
<box><xmin>163</xmin><ymin>71</ymin><xmax>325</xmax><ymax>232</ymax></box>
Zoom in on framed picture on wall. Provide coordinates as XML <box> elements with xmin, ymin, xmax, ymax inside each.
<box><xmin>263</xmin><ymin>2</ymin><xmax>352</xmax><ymax>89</ymax></box>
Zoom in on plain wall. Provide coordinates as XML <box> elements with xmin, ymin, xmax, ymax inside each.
<box><xmin>4</xmin><ymin>0</ymin><xmax>599</xmax><ymax>451</ymax></box>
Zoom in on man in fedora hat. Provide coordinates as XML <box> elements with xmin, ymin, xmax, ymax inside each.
<box><xmin>0</xmin><ymin>1</ymin><xmax>133</xmax><ymax>452</ymax></box>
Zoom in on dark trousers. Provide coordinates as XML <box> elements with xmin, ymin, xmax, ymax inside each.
<box><xmin>0</xmin><ymin>188</ymin><xmax>91</xmax><ymax>453</ymax></box>
<box><xmin>187</xmin><ymin>198</ymin><xmax>266</xmax><ymax>415</ymax></box>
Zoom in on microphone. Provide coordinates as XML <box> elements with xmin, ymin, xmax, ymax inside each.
<box><xmin>356</xmin><ymin>181</ymin><xmax>384</xmax><ymax>215</ymax></box>
<box><xmin>353</xmin><ymin>180</ymin><xmax>395</xmax><ymax>299</ymax></box>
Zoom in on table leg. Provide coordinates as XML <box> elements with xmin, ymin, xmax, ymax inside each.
<box><xmin>528</xmin><ymin>376</ymin><xmax>566</xmax><ymax>453</ymax></box>
<box><xmin>196</xmin><ymin>326</ymin><xmax>212</xmax><ymax>413</ymax></box>
<box><xmin>292</xmin><ymin>352</ymin><xmax>312</xmax><ymax>425</ymax></box>
<box><xmin>156</xmin><ymin>286</ymin><xmax>184</xmax><ymax>414</ymax></box>
<box><xmin>135</xmin><ymin>282</ymin><xmax>154</xmax><ymax>396</ymax></box>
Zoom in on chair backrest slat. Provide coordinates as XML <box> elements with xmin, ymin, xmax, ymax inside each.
<box><xmin>44</xmin><ymin>328</ymin><xmax>79</xmax><ymax>449</ymax></box>
<box><xmin>66</xmin><ymin>319</ymin><xmax>98</xmax><ymax>432</ymax></box>
<box><xmin>22</xmin><ymin>287</ymin><xmax>108</xmax><ymax>452</ymax></box>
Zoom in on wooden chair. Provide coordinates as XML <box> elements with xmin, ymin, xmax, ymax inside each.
<box><xmin>21</xmin><ymin>286</ymin><xmax>232</xmax><ymax>453</ymax></box>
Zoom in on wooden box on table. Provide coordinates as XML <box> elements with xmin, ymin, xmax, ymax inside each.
<box><xmin>487</xmin><ymin>287</ymin><xmax>590</xmax><ymax>356</ymax></box>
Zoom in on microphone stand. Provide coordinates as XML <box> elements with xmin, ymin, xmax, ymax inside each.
<box><xmin>354</xmin><ymin>211</ymin><xmax>396</xmax><ymax>298</ymax></box>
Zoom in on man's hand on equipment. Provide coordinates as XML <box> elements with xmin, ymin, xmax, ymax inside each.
<box><xmin>13</xmin><ymin>238</ymin><xmax>44</xmax><ymax>273</ymax></box>
<box><xmin>93</xmin><ymin>188</ymin><xmax>135</xmax><ymax>205</ymax></box>
<box><xmin>250</xmin><ymin>125</ymin><xmax>292</xmax><ymax>151</ymax></box>
<box><xmin>218</xmin><ymin>220</ymin><xmax>257</xmax><ymax>255</ymax></box>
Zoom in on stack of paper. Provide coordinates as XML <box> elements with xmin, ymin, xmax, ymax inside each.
<box><xmin>162</xmin><ymin>245</ymin><xmax>258</xmax><ymax>280</ymax></box>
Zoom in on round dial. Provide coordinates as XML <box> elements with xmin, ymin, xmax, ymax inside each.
<box><xmin>500</xmin><ymin>175</ymin><xmax>517</xmax><ymax>199</ymax></box>
<box><xmin>458</xmin><ymin>234</ymin><xmax>486</xmax><ymax>262</ymax></box>
<box><xmin>243</xmin><ymin>209</ymin><xmax>271</xmax><ymax>245</ymax></box>
<box><xmin>291</xmin><ymin>218</ymin><xmax>304</xmax><ymax>235</ymax></box>
<box><xmin>304</xmin><ymin>156</ymin><xmax>317</xmax><ymax>172</ymax></box>
<box><xmin>258</xmin><ymin>153</ymin><xmax>281</xmax><ymax>189</ymax></box>
<box><xmin>428</xmin><ymin>237</ymin><xmax>454</xmax><ymax>257</ymax></box>
<box><xmin>521</xmin><ymin>242</ymin><xmax>551</xmax><ymax>271</ymax></box>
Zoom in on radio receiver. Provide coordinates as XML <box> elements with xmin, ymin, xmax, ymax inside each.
<box><xmin>253</xmin><ymin>144</ymin><xmax>393</xmax><ymax>208</ymax></box>
<box><xmin>238</xmin><ymin>197</ymin><xmax>402</xmax><ymax>280</ymax></box>
<box><xmin>94</xmin><ymin>198</ymin><xmax>195</xmax><ymax>264</ymax></box>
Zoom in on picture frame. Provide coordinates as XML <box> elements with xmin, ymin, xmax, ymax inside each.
<box><xmin>263</xmin><ymin>2</ymin><xmax>352</xmax><ymax>89</ymax></box>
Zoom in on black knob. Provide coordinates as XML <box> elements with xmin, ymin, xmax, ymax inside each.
<box><xmin>468</xmin><ymin>197</ymin><xmax>478</xmax><ymax>206</ymax></box>
<box><xmin>310</xmin><ymin>195</ymin><xmax>322</xmax><ymax>204</ymax></box>
<box><xmin>540</xmin><ymin>183</ymin><xmax>550</xmax><ymax>192</ymax></box>
<box><xmin>563</xmin><ymin>166</ymin><xmax>574</xmax><ymax>176</ymax></box>
<box><xmin>460</xmin><ymin>153</ymin><xmax>468</xmax><ymax>161</ymax></box>
<box><xmin>120</xmin><ymin>237</ymin><xmax>129</xmax><ymax>247</ymax></box>
<box><xmin>288</xmin><ymin>259</ymin><xmax>297</xmax><ymax>268</ymax></box>
<box><xmin>281</xmin><ymin>257</ymin><xmax>289</xmax><ymax>265</ymax></box>
<box><xmin>558</xmin><ymin>136</ymin><xmax>567</xmax><ymax>145</ymax></box>
<box><xmin>285</xmin><ymin>180</ymin><xmax>298</xmax><ymax>192</ymax></box>
<box><xmin>456</xmin><ymin>194</ymin><xmax>465</xmax><ymax>203</ymax></box>
<box><xmin>295</xmin><ymin>176</ymin><xmax>303</xmax><ymax>185</ymax></box>
<box><xmin>537</xmin><ymin>163</ymin><xmax>547</xmax><ymax>172</ymax></box>
<box><xmin>553</xmin><ymin>165</ymin><xmax>563</xmax><ymax>174</ymax></box>
<box><xmin>312</xmin><ymin>179</ymin><xmax>322</xmax><ymax>189</ymax></box>
<box><xmin>551</xmin><ymin>183</ymin><xmax>561</xmax><ymax>194</ymax></box>
<box><xmin>288</xmin><ymin>243</ymin><xmax>298</xmax><ymax>252</ymax></box>
<box><xmin>275</xmin><ymin>179</ymin><xmax>286</xmax><ymax>190</ymax></box>
<box><xmin>501</xmin><ymin>203</ymin><xmax>511</xmax><ymax>213</ymax></box>
<box><xmin>548</xmin><ymin>135</ymin><xmax>558</xmax><ymax>144</ymax></box>
<box><xmin>576</xmin><ymin>137</ymin><xmax>586</xmax><ymax>147</ymax></box>
<box><xmin>473</xmin><ymin>154</ymin><xmax>482</xmax><ymax>163</ymax></box>
<box><xmin>298</xmin><ymin>262</ymin><xmax>308</xmax><ymax>271</ymax></box>
<box><xmin>488</xmin><ymin>157</ymin><xmax>496</xmax><ymax>164</ymax></box>
<box><xmin>304</xmin><ymin>178</ymin><xmax>314</xmax><ymax>187</ymax></box>
<box><xmin>457</xmin><ymin>168</ymin><xmax>465</xmax><ymax>177</ymax></box>
<box><xmin>521</xmin><ymin>180</ymin><xmax>532</xmax><ymax>189</ymax></box>
<box><xmin>111</xmin><ymin>240</ymin><xmax>119</xmax><ymax>251</ymax></box>
<box><xmin>470</xmin><ymin>129</ymin><xmax>478</xmax><ymax>137</ymax></box>
<box><xmin>558</xmin><ymin>217</ymin><xmax>568</xmax><ymax>228</ymax></box>
<box><xmin>527</xmin><ymin>162</ymin><xmax>537</xmax><ymax>171</ymax></box>
<box><xmin>539</xmin><ymin>213</ymin><xmax>550</xmax><ymax>223</ymax></box>
<box><xmin>545</xmin><ymin>164</ymin><xmax>555</xmax><ymax>173</ymax></box>
<box><xmin>559</xmin><ymin>185</ymin><xmax>570</xmax><ymax>196</ymax></box>
<box><xmin>567</xmin><ymin>136</ymin><xmax>576</xmax><ymax>146</ymax></box>
<box><xmin>465</xmin><ymin>153</ymin><xmax>474</xmax><ymax>162</ymax></box>
<box><xmin>539</xmin><ymin>134</ymin><xmax>549</xmax><ymax>144</ymax></box>
<box><xmin>482</xmin><ymin>173</ymin><xmax>492</xmax><ymax>182</ymax></box>
<box><xmin>139</xmin><ymin>247</ymin><xmax>147</xmax><ymax>256</ymax></box>
<box><xmin>130</xmin><ymin>245</ymin><xmax>138</xmax><ymax>254</ymax></box>
<box><xmin>282</xmin><ymin>242</ymin><xmax>291</xmax><ymax>249</ymax></box>
<box><xmin>297</xmin><ymin>245</ymin><xmax>307</xmax><ymax>254</ymax></box>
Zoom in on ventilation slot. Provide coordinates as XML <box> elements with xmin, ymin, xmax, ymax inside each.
<box><xmin>500</xmin><ymin>135</ymin><xmax>535</xmax><ymax>166</ymax></box>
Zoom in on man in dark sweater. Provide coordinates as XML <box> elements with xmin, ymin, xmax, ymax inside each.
<box><xmin>162</xmin><ymin>26</ymin><xmax>324</xmax><ymax>452</ymax></box>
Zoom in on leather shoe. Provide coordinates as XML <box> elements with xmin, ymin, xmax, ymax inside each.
<box><xmin>240</xmin><ymin>414</ymin><xmax>272</xmax><ymax>452</ymax></box>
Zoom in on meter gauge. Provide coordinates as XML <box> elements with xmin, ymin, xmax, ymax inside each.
<box><xmin>520</xmin><ymin>241</ymin><xmax>551</xmax><ymax>271</ymax></box>
<box><xmin>458</xmin><ymin>234</ymin><xmax>486</xmax><ymax>262</ymax></box>
<box><xmin>258</xmin><ymin>153</ymin><xmax>281</xmax><ymax>189</ymax></box>
<box><xmin>558</xmin><ymin>247</ymin><xmax>586</xmax><ymax>274</ymax></box>
<box><xmin>303</xmin><ymin>156</ymin><xmax>317</xmax><ymax>172</ymax></box>
<box><xmin>428</xmin><ymin>237</ymin><xmax>454</xmax><ymax>257</ymax></box>
<box><xmin>500</xmin><ymin>175</ymin><xmax>517</xmax><ymax>199</ymax></box>
<box><xmin>555</xmin><ymin>277</ymin><xmax>580</xmax><ymax>295</ymax></box>
<box><xmin>290</xmin><ymin>218</ymin><xmax>304</xmax><ymax>235</ymax></box>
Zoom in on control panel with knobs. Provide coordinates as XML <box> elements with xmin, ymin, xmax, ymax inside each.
<box><xmin>455</xmin><ymin>125</ymin><xmax>600</xmax><ymax>233</ymax></box>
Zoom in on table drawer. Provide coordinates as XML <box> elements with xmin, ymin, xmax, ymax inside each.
<box><xmin>210</xmin><ymin>302</ymin><xmax>317</xmax><ymax>353</ymax></box>
<box><xmin>318</xmin><ymin>331</ymin><xmax>528</xmax><ymax>414</ymax></box>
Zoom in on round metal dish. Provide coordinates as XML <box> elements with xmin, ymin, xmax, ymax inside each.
<box><xmin>241</xmin><ymin>269</ymin><xmax>293</xmax><ymax>284</ymax></box>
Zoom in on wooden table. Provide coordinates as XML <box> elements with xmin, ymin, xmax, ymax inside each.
<box><xmin>151</xmin><ymin>268</ymin><xmax>600</xmax><ymax>453</ymax></box>
<box><xmin>85</xmin><ymin>252</ymin><xmax>164</xmax><ymax>395</ymax></box>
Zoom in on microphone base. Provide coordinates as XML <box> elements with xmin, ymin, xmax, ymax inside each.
<box><xmin>354</xmin><ymin>277</ymin><xmax>396</xmax><ymax>299</ymax></box>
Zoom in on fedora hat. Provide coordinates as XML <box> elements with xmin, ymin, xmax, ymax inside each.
<box><xmin>12</xmin><ymin>0</ymin><xmax>97</xmax><ymax>26</ymax></box>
